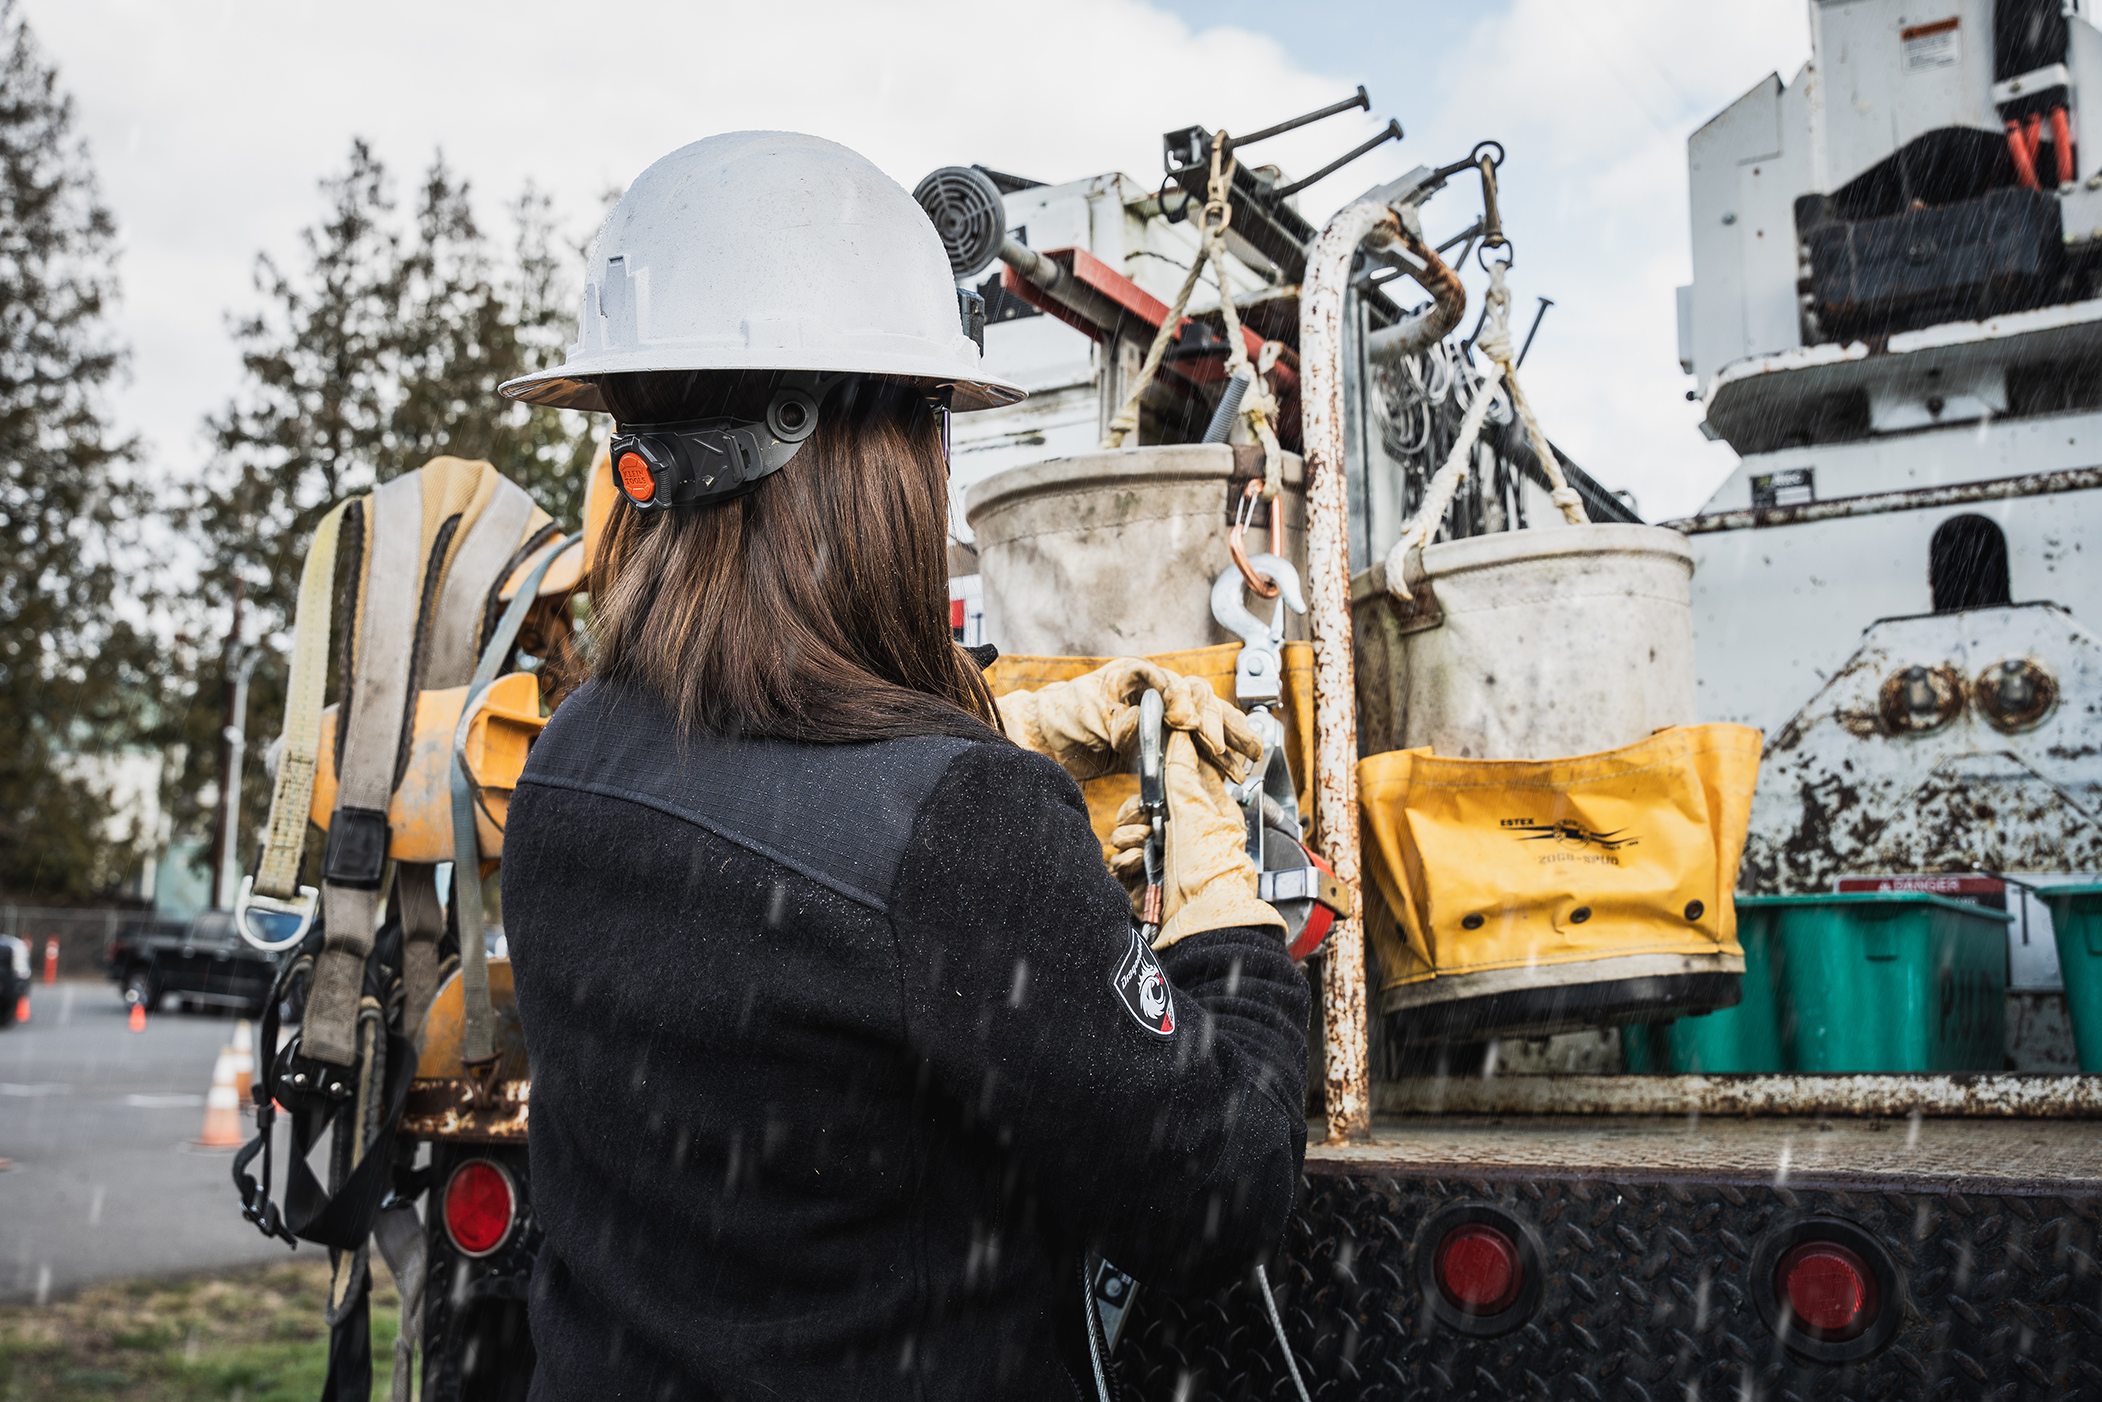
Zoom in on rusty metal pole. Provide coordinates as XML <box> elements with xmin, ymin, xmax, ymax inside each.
<box><xmin>1301</xmin><ymin>200</ymin><xmax>1399</xmax><ymax>1145</ymax></box>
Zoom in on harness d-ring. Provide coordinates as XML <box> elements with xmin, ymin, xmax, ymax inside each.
<box><xmin>1230</xmin><ymin>480</ymin><xmax>1281</xmax><ymax>599</ymax></box>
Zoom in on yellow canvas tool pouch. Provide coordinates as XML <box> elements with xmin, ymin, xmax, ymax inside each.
<box><xmin>307</xmin><ymin>672</ymin><xmax>545</xmax><ymax>865</ymax></box>
<box><xmin>1358</xmin><ymin>724</ymin><xmax>1763</xmax><ymax>992</ymax></box>
<box><xmin>985</xmin><ymin>640</ymin><xmax>1317</xmax><ymax>862</ymax></box>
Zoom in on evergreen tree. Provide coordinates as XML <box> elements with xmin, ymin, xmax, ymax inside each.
<box><xmin>173</xmin><ymin>143</ymin><xmax>597</xmax><ymax>879</ymax></box>
<box><xmin>0</xmin><ymin>0</ymin><xmax>157</xmax><ymax>900</ymax></box>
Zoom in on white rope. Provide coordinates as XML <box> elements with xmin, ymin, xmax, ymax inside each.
<box><xmin>1103</xmin><ymin>139</ymin><xmax>1242</xmax><ymax>450</ymax></box>
<box><xmin>1102</xmin><ymin>141</ymin><xmax>1286</xmax><ymax>506</ymax></box>
<box><xmin>1381</xmin><ymin>355</ymin><xmax>1504</xmax><ymax>600</ymax></box>
<box><xmin>1382</xmin><ymin>262</ymin><xmax>1588</xmax><ymax>602</ymax></box>
<box><xmin>1243</xmin><ymin>340</ymin><xmax>1286</xmax><ymax>503</ymax></box>
<box><xmin>1422</xmin><ymin>340</ymin><xmax>1454</xmax><ymax>405</ymax></box>
<box><xmin>1387</xmin><ymin>394</ymin><xmax>1429</xmax><ymax>456</ymax></box>
<box><xmin>1476</xmin><ymin>261</ymin><xmax>1586</xmax><ymax>525</ymax></box>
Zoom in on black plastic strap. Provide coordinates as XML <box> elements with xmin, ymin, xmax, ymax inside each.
<box><xmin>287</xmin><ymin>1033</ymin><xmax>418</xmax><ymax>1250</ymax></box>
<box><xmin>232</xmin><ymin>952</ymin><xmax>419</xmax><ymax>1253</ymax></box>
<box><xmin>319</xmin><ymin>1263</ymin><xmax>373</xmax><ymax>1402</ymax></box>
<box><xmin>234</xmin><ymin>951</ymin><xmax>309</xmax><ymax>1248</ymax></box>
<box><xmin>321</xmin><ymin>807</ymin><xmax>390</xmax><ymax>888</ymax></box>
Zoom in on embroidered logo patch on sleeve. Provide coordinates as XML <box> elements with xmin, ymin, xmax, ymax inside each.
<box><xmin>1111</xmin><ymin>924</ymin><xmax>1176</xmax><ymax>1036</ymax></box>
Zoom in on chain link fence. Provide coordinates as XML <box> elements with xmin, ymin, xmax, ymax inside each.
<box><xmin>1</xmin><ymin>906</ymin><xmax>179</xmax><ymax>981</ymax></box>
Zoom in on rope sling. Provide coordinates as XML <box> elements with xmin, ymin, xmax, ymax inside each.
<box><xmin>1099</xmin><ymin>133</ymin><xmax>1288</xmax><ymax>510</ymax></box>
<box><xmin>1384</xmin><ymin>260</ymin><xmax>1587</xmax><ymax>601</ymax></box>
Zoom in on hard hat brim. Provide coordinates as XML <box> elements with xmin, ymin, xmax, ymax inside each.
<box><xmin>499</xmin><ymin>354</ymin><xmax>1026</xmax><ymax>414</ymax></box>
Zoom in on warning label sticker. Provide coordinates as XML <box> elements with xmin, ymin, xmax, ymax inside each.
<box><xmin>1902</xmin><ymin>17</ymin><xmax>1961</xmax><ymax>73</ymax></box>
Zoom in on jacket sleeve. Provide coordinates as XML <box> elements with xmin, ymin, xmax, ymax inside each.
<box><xmin>886</xmin><ymin>739</ymin><xmax>1309</xmax><ymax>1287</ymax></box>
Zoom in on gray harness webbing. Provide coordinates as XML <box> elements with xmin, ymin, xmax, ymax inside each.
<box><xmin>426</xmin><ymin>479</ymin><xmax>536</xmax><ymax>684</ymax></box>
<box><xmin>309</xmin><ymin>474</ymin><xmax>428</xmax><ymax>1066</ymax></box>
<box><xmin>307</xmin><ymin>470</ymin><xmax>543</xmax><ymax>1067</ymax></box>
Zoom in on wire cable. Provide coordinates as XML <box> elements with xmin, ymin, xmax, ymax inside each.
<box><xmin>1256</xmin><ymin>1263</ymin><xmax>1312</xmax><ymax>1402</ymax></box>
<box><xmin>1083</xmin><ymin>1258</ymin><xmax>1115</xmax><ymax>1402</ymax></box>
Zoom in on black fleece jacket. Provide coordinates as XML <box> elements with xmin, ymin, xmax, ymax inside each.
<box><xmin>503</xmin><ymin>678</ymin><xmax>1309</xmax><ymax>1401</ymax></box>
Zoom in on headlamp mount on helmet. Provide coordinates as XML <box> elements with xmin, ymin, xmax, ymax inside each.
<box><xmin>609</xmin><ymin>371</ymin><xmax>846</xmax><ymax>512</ymax></box>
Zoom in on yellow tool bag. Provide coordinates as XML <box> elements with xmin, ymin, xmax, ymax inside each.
<box><xmin>1358</xmin><ymin>723</ymin><xmax>1763</xmax><ymax>1042</ymax></box>
<box><xmin>986</xmin><ymin>640</ymin><xmax>1317</xmax><ymax>859</ymax></box>
<box><xmin>306</xmin><ymin>671</ymin><xmax>547</xmax><ymax>867</ymax></box>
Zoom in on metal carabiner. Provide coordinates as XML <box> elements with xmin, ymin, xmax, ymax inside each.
<box><xmin>1229</xmin><ymin>480</ymin><xmax>1281</xmax><ymax>599</ymax></box>
<box><xmin>1137</xmin><ymin>688</ymin><xmax>1167</xmax><ymax>937</ymax></box>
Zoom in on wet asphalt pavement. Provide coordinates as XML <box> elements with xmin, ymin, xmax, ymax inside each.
<box><xmin>0</xmin><ymin>982</ymin><xmax>304</xmax><ymax>1303</ymax></box>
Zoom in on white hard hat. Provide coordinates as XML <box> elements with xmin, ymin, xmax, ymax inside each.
<box><xmin>499</xmin><ymin>132</ymin><xmax>1023</xmax><ymax>414</ymax></box>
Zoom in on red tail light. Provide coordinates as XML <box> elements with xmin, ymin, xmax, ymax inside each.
<box><xmin>1435</xmin><ymin>1223</ymin><xmax>1524</xmax><ymax>1315</ymax></box>
<box><xmin>443</xmin><ymin>1159</ymin><xmax>517</xmax><ymax>1258</ymax></box>
<box><xmin>1776</xmin><ymin>1241</ymin><xmax>1877</xmax><ymax>1340</ymax></box>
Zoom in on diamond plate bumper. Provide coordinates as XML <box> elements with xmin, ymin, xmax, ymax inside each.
<box><xmin>1117</xmin><ymin>1118</ymin><xmax>2102</xmax><ymax>1399</ymax></box>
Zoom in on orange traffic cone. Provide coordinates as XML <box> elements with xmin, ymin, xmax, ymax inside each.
<box><xmin>193</xmin><ymin>1047</ymin><xmax>245</xmax><ymax>1148</ymax></box>
<box><xmin>14</xmin><ymin>994</ymin><xmax>27</xmax><ymax>1024</ymax></box>
<box><xmin>230</xmin><ymin>1020</ymin><xmax>255</xmax><ymax>1104</ymax></box>
<box><xmin>128</xmin><ymin>1003</ymin><xmax>146</xmax><ymax>1033</ymax></box>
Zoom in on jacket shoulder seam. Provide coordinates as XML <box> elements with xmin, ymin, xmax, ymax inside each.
<box><xmin>518</xmin><ymin>770</ymin><xmax>894</xmax><ymax>912</ymax></box>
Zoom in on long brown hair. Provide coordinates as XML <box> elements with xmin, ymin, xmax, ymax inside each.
<box><xmin>588</xmin><ymin>372</ymin><xmax>1003</xmax><ymax>743</ymax></box>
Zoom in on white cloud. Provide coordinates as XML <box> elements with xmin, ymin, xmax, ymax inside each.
<box><xmin>28</xmin><ymin>0</ymin><xmax>1812</xmax><ymax>521</ymax></box>
<box><xmin>1373</xmin><ymin>0</ymin><xmax>1816</xmax><ymax>520</ymax></box>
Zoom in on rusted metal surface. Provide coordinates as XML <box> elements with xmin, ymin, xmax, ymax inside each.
<box><xmin>1371</xmin><ymin>1072</ymin><xmax>2102</xmax><ymax>1119</ymax></box>
<box><xmin>2010</xmin><ymin>991</ymin><xmax>2083</xmax><ymax>1072</ymax></box>
<box><xmin>1314</xmin><ymin>1113</ymin><xmax>2102</xmax><ymax>1189</ymax></box>
<box><xmin>400</xmin><ymin>1076</ymin><xmax>531</xmax><ymax>1143</ymax></box>
<box><xmin>1739</xmin><ymin>602</ymin><xmax>2102</xmax><ymax>896</ymax></box>
<box><xmin>1664</xmin><ymin>464</ymin><xmax>2102</xmax><ymax>534</ymax></box>
<box><xmin>1115</xmin><ymin>1164</ymin><xmax>2102</xmax><ymax>1399</ymax></box>
<box><xmin>1363</xmin><ymin>231</ymin><xmax>1466</xmax><ymax>363</ymax></box>
<box><xmin>1304</xmin><ymin>200</ymin><xmax>1398</xmax><ymax>1146</ymax></box>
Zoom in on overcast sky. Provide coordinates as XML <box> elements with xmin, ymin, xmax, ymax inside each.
<box><xmin>27</xmin><ymin>0</ymin><xmax>1814</xmax><ymax>524</ymax></box>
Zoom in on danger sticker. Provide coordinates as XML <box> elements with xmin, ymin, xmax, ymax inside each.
<box><xmin>1902</xmin><ymin>17</ymin><xmax>1960</xmax><ymax>73</ymax></box>
<box><xmin>1111</xmin><ymin>924</ymin><xmax>1176</xmax><ymax>1037</ymax></box>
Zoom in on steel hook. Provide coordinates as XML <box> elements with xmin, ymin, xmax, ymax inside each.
<box><xmin>1211</xmin><ymin>553</ymin><xmax>1307</xmax><ymax>651</ymax></box>
<box><xmin>1213</xmin><ymin>552</ymin><xmax>1305</xmax><ymax>707</ymax></box>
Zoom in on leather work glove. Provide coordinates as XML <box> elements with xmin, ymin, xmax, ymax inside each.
<box><xmin>997</xmin><ymin>661</ymin><xmax>1266</xmax><ymax>784</ymax></box>
<box><xmin>1156</xmin><ymin>674</ymin><xmax>1263</xmax><ymax>779</ymax></box>
<box><xmin>1107</xmin><ymin>729</ymin><xmax>1285</xmax><ymax>950</ymax></box>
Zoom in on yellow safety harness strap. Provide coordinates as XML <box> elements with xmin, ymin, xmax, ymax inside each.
<box><xmin>253</xmin><ymin>500</ymin><xmax>353</xmax><ymax>900</ymax></box>
<box><xmin>451</xmin><ymin>531</ymin><xmax>579</xmax><ymax>1068</ymax></box>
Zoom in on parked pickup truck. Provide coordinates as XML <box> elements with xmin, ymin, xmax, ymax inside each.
<box><xmin>106</xmin><ymin>911</ymin><xmax>286</xmax><ymax>1015</ymax></box>
<box><xmin>1</xmin><ymin>934</ymin><xmax>26</xmax><ymax>1027</ymax></box>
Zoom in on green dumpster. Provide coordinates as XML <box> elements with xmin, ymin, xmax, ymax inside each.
<box><xmin>2039</xmin><ymin>883</ymin><xmax>2102</xmax><ymax>1073</ymax></box>
<box><xmin>1638</xmin><ymin>899</ymin><xmax>1790</xmax><ymax>1072</ymax></box>
<box><xmin>1770</xmin><ymin>892</ymin><xmax>2010</xmax><ymax>1072</ymax></box>
<box><xmin>1626</xmin><ymin>893</ymin><xmax>2011</xmax><ymax>1074</ymax></box>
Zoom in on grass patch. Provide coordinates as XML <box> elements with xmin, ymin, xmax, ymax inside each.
<box><xmin>0</xmin><ymin>1257</ymin><xmax>403</xmax><ymax>1401</ymax></box>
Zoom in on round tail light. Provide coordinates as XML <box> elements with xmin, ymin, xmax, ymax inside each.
<box><xmin>443</xmin><ymin>1159</ymin><xmax>517</xmax><ymax>1258</ymax></box>
<box><xmin>1435</xmin><ymin>1223</ymin><xmax>1525</xmax><ymax>1315</ymax></box>
<box><xmin>1776</xmin><ymin>1241</ymin><xmax>1878</xmax><ymax>1341</ymax></box>
<box><xmin>1417</xmin><ymin>1205</ymin><xmax>1543</xmax><ymax>1336</ymax></box>
<box><xmin>1751</xmin><ymin>1217</ymin><xmax>1900</xmax><ymax>1363</ymax></box>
